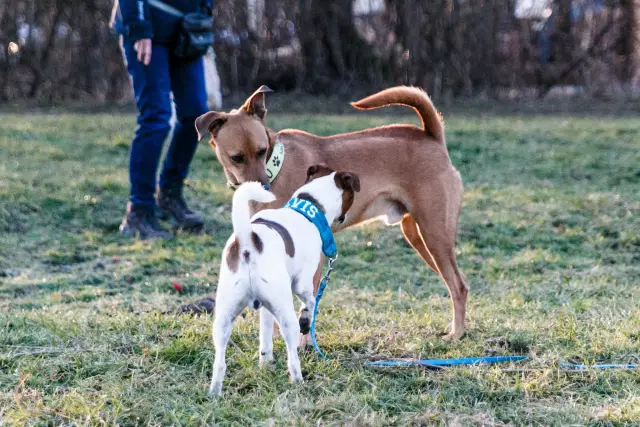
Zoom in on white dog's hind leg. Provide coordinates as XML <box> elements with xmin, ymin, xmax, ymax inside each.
<box><xmin>209</xmin><ymin>297</ymin><xmax>245</xmax><ymax>397</ymax></box>
<box><xmin>272</xmin><ymin>298</ymin><xmax>303</xmax><ymax>382</ymax></box>
<box><xmin>259</xmin><ymin>307</ymin><xmax>275</xmax><ymax>365</ymax></box>
<box><xmin>209</xmin><ymin>316</ymin><xmax>231</xmax><ymax>397</ymax></box>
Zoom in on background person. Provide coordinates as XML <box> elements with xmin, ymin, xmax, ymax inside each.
<box><xmin>111</xmin><ymin>0</ymin><xmax>212</xmax><ymax>239</ymax></box>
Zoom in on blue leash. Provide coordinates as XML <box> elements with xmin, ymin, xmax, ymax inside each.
<box><xmin>309</xmin><ymin>255</ymin><xmax>527</xmax><ymax>368</ymax></box>
<box><xmin>309</xmin><ymin>255</ymin><xmax>337</xmax><ymax>360</ymax></box>
<box><xmin>560</xmin><ymin>363</ymin><xmax>638</xmax><ymax>370</ymax></box>
<box><xmin>364</xmin><ymin>356</ymin><xmax>528</xmax><ymax>368</ymax></box>
<box><xmin>309</xmin><ymin>257</ymin><xmax>638</xmax><ymax>371</ymax></box>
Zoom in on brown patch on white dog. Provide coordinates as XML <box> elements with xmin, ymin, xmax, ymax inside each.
<box><xmin>226</xmin><ymin>238</ymin><xmax>239</xmax><ymax>272</ymax></box>
<box><xmin>252</xmin><ymin>218</ymin><xmax>295</xmax><ymax>257</ymax></box>
<box><xmin>296</xmin><ymin>192</ymin><xmax>325</xmax><ymax>214</ymax></box>
<box><xmin>251</xmin><ymin>232</ymin><xmax>263</xmax><ymax>253</ymax></box>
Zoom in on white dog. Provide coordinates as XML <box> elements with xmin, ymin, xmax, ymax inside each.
<box><xmin>209</xmin><ymin>165</ymin><xmax>360</xmax><ymax>396</ymax></box>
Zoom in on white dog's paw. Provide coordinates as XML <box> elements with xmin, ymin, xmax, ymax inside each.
<box><xmin>259</xmin><ymin>350</ymin><xmax>274</xmax><ymax>365</ymax></box>
<box><xmin>208</xmin><ymin>384</ymin><xmax>223</xmax><ymax>397</ymax></box>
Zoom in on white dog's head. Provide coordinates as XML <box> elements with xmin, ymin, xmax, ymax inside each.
<box><xmin>292</xmin><ymin>165</ymin><xmax>361</xmax><ymax>225</ymax></box>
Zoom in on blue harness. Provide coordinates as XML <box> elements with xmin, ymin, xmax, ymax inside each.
<box><xmin>285</xmin><ymin>197</ymin><xmax>337</xmax><ymax>257</ymax></box>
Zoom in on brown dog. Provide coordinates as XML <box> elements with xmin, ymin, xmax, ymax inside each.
<box><xmin>196</xmin><ymin>86</ymin><xmax>468</xmax><ymax>340</ymax></box>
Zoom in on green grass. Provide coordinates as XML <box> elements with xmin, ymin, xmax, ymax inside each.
<box><xmin>1</xmin><ymin>109</ymin><xmax>639</xmax><ymax>425</ymax></box>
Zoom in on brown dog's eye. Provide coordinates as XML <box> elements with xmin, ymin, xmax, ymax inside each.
<box><xmin>231</xmin><ymin>154</ymin><xmax>245</xmax><ymax>164</ymax></box>
<box><xmin>256</xmin><ymin>148</ymin><xmax>267</xmax><ymax>159</ymax></box>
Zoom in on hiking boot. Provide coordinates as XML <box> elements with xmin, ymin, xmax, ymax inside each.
<box><xmin>119</xmin><ymin>202</ymin><xmax>174</xmax><ymax>240</ymax></box>
<box><xmin>157</xmin><ymin>183</ymin><xmax>204</xmax><ymax>232</ymax></box>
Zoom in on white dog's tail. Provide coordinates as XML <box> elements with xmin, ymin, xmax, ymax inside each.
<box><xmin>231</xmin><ymin>182</ymin><xmax>276</xmax><ymax>245</ymax></box>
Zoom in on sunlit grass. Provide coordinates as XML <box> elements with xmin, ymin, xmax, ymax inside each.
<box><xmin>0</xmin><ymin>110</ymin><xmax>639</xmax><ymax>424</ymax></box>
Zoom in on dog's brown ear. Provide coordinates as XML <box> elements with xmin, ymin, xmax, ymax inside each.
<box><xmin>195</xmin><ymin>111</ymin><xmax>227</xmax><ymax>142</ymax></box>
<box><xmin>334</xmin><ymin>172</ymin><xmax>361</xmax><ymax>193</ymax></box>
<box><xmin>241</xmin><ymin>85</ymin><xmax>273</xmax><ymax>120</ymax></box>
<box><xmin>306</xmin><ymin>165</ymin><xmax>321</xmax><ymax>179</ymax></box>
<box><xmin>306</xmin><ymin>164</ymin><xmax>334</xmax><ymax>183</ymax></box>
<box><xmin>334</xmin><ymin>171</ymin><xmax>360</xmax><ymax>224</ymax></box>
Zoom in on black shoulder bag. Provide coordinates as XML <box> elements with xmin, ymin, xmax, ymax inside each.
<box><xmin>148</xmin><ymin>0</ymin><xmax>214</xmax><ymax>59</ymax></box>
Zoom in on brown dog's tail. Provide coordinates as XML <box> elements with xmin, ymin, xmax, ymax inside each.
<box><xmin>351</xmin><ymin>86</ymin><xmax>444</xmax><ymax>142</ymax></box>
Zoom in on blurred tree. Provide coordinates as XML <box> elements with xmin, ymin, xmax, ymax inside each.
<box><xmin>0</xmin><ymin>0</ymin><xmax>128</xmax><ymax>102</ymax></box>
<box><xmin>623</xmin><ymin>0</ymin><xmax>640</xmax><ymax>85</ymax></box>
<box><xmin>296</xmin><ymin>0</ymin><xmax>390</xmax><ymax>93</ymax></box>
<box><xmin>0</xmin><ymin>0</ymin><xmax>634</xmax><ymax>103</ymax></box>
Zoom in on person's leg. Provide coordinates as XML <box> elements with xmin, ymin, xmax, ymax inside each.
<box><xmin>119</xmin><ymin>39</ymin><xmax>173</xmax><ymax>239</ymax></box>
<box><xmin>161</xmin><ymin>54</ymin><xmax>209</xmax><ymax>187</ymax></box>
<box><xmin>157</xmin><ymin>53</ymin><xmax>209</xmax><ymax>231</ymax></box>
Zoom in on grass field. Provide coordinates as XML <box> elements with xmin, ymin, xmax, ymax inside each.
<box><xmin>1</xmin><ymin>108</ymin><xmax>639</xmax><ymax>425</ymax></box>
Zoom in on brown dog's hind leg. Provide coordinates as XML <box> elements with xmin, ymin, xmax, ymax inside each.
<box><xmin>401</xmin><ymin>214</ymin><xmax>468</xmax><ymax>340</ymax></box>
<box><xmin>401</xmin><ymin>214</ymin><xmax>440</xmax><ymax>272</ymax></box>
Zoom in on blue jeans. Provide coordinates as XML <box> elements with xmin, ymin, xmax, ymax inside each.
<box><xmin>122</xmin><ymin>39</ymin><xmax>208</xmax><ymax>209</ymax></box>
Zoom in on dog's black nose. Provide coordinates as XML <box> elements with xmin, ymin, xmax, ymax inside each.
<box><xmin>263</xmin><ymin>183</ymin><xmax>270</xmax><ymax>191</ymax></box>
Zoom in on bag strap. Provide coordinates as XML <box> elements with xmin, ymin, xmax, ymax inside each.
<box><xmin>148</xmin><ymin>0</ymin><xmax>212</xmax><ymax>17</ymax></box>
<box><xmin>148</xmin><ymin>0</ymin><xmax>184</xmax><ymax>18</ymax></box>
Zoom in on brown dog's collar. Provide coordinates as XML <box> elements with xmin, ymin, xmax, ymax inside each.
<box><xmin>265</xmin><ymin>141</ymin><xmax>285</xmax><ymax>183</ymax></box>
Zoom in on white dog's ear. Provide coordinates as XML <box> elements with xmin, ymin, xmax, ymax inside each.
<box><xmin>334</xmin><ymin>171</ymin><xmax>360</xmax><ymax>224</ymax></box>
<box><xmin>334</xmin><ymin>172</ymin><xmax>361</xmax><ymax>192</ymax></box>
<box><xmin>241</xmin><ymin>85</ymin><xmax>273</xmax><ymax>120</ymax></box>
<box><xmin>306</xmin><ymin>164</ymin><xmax>334</xmax><ymax>183</ymax></box>
<box><xmin>195</xmin><ymin>111</ymin><xmax>227</xmax><ymax>142</ymax></box>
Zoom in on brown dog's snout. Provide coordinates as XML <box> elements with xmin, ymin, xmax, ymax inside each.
<box><xmin>246</xmin><ymin>162</ymin><xmax>271</xmax><ymax>190</ymax></box>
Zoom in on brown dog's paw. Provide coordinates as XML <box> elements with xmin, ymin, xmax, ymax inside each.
<box><xmin>440</xmin><ymin>330</ymin><xmax>464</xmax><ymax>341</ymax></box>
<box><xmin>298</xmin><ymin>333</ymin><xmax>312</xmax><ymax>350</ymax></box>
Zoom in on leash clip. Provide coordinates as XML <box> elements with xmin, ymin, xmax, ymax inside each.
<box><xmin>318</xmin><ymin>254</ymin><xmax>338</xmax><ymax>293</ymax></box>
<box><xmin>325</xmin><ymin>254</ymin><xmax>337</xmax><ymax>280</ymax></box>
